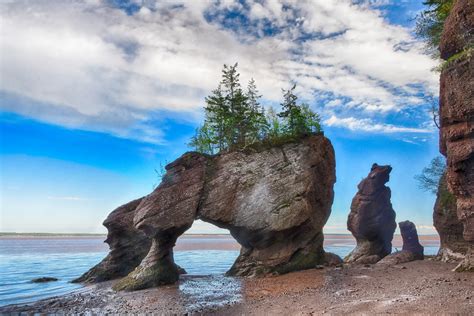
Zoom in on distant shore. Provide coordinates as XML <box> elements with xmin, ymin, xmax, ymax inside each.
<box><xmin>0</xmin><ymin>233</ymin><xmax>440</xmax><ymax>251</ymax></box>
<box><xmin>0</xmin><ymin>232</ymin><xmax>440</xmax><ymax>237</ymax></box>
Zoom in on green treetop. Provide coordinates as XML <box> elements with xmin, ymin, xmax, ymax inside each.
<box><xmin>189</xmin><ymin>64</ymin><xmax>323</xmax><ymax>154</ymax></box>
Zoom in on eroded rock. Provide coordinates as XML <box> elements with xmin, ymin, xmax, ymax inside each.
<box><xmin>399</xmin><ymin>221</ymin><xmax>424</xmax><ymax>257</ymax></box>
<box><xmin>103</xmin><ymin>134</ymin><xmax>339</xmax><ymax>290</ymax></box>
<box><xmin>73</xmin><ymin>198</ymin><xmax>151</xmax><ymax>283</ymax></box>
<box><xmin>345</xmin><ymin>164</ymin><xmax>397</xmax><ymax>264</ymax></box>
<box><xmin>439</xmin><ymin>0</ymin><xmax>474</xmax><ymax>272</ymax></box>
<box><xmin>434</xmin><ymin>173</ymin><xmax>469</xmax><ymax>262</ymax></box>
<box><xmin>379</xmin><ymin>221</ymin><xmax>423</xmax><ymax>265</ymax></box>
<box><xmin>114</xmin><ymin>152</ymin><xmax>207</xmax><ymax>290</ymax></box>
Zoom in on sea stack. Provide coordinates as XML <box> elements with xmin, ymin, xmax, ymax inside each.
<box><xmin>399</xmin><ymin>220</ymin><xmax>424</xmax><ymax>257</ymax></box>
<box><xmin>345</xmin><ymin>163</ymin><xmax>397</xmax><ymax>264</ymax></box>
<box><xmin>379</xmin><ymin>220</ymin><xmax>424</xmax><ymax>265</ymax></box>
<box><xmin>438</xmin><ymin>0</ymin><xmax>474</xmax><ymax>272</ymax></box>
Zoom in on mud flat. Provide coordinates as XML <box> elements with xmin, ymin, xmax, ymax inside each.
<box><xmin>1</xmin><ymin>259</ymin><xmax>472</xmax><ymax>315</ymax></box>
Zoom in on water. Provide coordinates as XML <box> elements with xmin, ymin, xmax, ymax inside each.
<box><xmin>0</xmin><ymin>235</ymin><xmax>440</xmax><ymax>307</ymax></box>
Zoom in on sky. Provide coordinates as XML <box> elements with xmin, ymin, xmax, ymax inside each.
<box><xmin>0</xmin><ymin>0</ymin><xmax>442</xmax><ymax>235</ymax></box>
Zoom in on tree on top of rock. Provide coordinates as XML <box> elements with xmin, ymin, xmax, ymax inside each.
<box><xmin>189</xmin><ymin>64</ymin><xmax>323</xmax><ymax>154</ymax></box>
<box><xmin>279</xmin><ymin>85</ymin><xmax>322</xmax><ymax>137</ymax></box>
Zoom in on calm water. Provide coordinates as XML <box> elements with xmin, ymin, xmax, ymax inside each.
<box><xmin>0</xmin><ymin>235</ymin><xmax>439</xmax><ymax>307</ymax></box>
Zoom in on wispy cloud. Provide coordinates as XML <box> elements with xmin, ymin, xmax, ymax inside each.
<box><xmin>0</xmin><ymin>0</ymin><xmax>437</xmax><ymax>142</ymax></box>
<box><xmin>325</xmin><ymin>115</ymin><xmax>432</xmax><ymax>134</ymax></box>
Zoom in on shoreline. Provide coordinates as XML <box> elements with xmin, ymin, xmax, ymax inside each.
<box><xmin>1</xmin><ymin>260</ymin><xmax>472</xmax><ymax>314</ymax></box>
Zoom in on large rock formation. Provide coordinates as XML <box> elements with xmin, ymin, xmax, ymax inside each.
<box><xmin>379</xmin><ymin>221</ymin><xmax>424</xmax><ymax>265</ymax></box>
<box><xmin>439</xmin><ymin>0</ymin><xmax>474</xmax><ymax>272</ymax></box>
<box><xmin>345</xmin><ymin>164</ymin><xmax>397</xmax><ymax>264</ymax></box>
<box><xmin>73</xmin><ymin>198</ymin><xmax>152</xmax><ymax>283</ymax></box>
<box><xmin>433</xmin><ymin>173</ymin><xmax>469</xmax><ymax>262</ymax></box>
<box><xmin>79</xmin><ymin>134</ymin><xmax>338</xmax><ymax>290</ymax></box>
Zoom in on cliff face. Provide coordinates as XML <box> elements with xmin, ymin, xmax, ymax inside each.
<box><xmin>439</xmin><ymin>0</ymin><xmax>474</xmax><ymax>272</ymax></box>
<box><xmin>77</xmin><ymin>134</ymin><xmax>339</xmax><ymax>290</ymax></box>
<box><xmin>433</xmin><ymin>174</ymin><xmax>469</xmax><ymax>262</ymax></box>
<box><xmin>345</xmin><ymin>164</ymin><xmax>397</xmax><ymax>264</ymax></box>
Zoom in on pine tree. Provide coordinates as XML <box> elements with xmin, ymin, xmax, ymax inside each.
<box><xmin>204</xmin><ymin>84</ymin><xmax>228</xmax><ymax>151</ymax></box>
<box><xmin>278</xmin><ymin>84</ymin><xmax>302</xmax><ymax>136</ymax></box>
<box><xmin>221</xmin><ymin>63</ymin><xmax>248</xmax><ymax>147</ymax></box>
<box><xmin>189</xmin><ymin>65</ymin><xmax>324</xmax><ymax>154</ymax></box>
<box><xmin>246</xmin><ymin>78</ymin><xmax>267</xmax><ymax>144</ymax></box>
<box><xmin>266</xmin><ymin>106</ymin><xmax>281</xmax><ymax>140</ymax></box>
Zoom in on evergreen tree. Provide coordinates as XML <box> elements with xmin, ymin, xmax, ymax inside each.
<box><xmin>189</xmin><ymin>65</ymin><xmax>324</xmax><ymax>154</ymax></box>
<box><xmin>415</xmin><ymin>0</ymin><xmax>454</xmax><ymax>56</ymax></box>
<box><xmin>221</xmin><ymin>63</ymin><xmax>248</xmax><ymax>146</ymax></box>
<box><xmin>246</xmin><ymin>78</ymin><xmax>267</xmax><ymax>144</ymax></box>
<box><xmin>188</xmin><ymin>122</ymin><xmax>215</xmax><ymax>154</ymax></box>
<box><xmin>278</xmin><ymin>84</ymin><xmax>303</xmax><ymax>136</ymax></box>
<box><xmin>300</xmin><ymin>103</ymin><xmax>322</xmax><ymax>133</ymax></box>
<box><xmin>266</xmin><ymin>106</ymin><xmax>281</xmax><ymax>140</ymax></box>
<box><xmin>204</xmin><ymin>84</ymin><xmax>229</xmax><ymax>151</ymax></box>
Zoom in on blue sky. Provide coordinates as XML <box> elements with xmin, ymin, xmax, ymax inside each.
<box><xmin>0</xmin><ymin>0</ymin><xmax>441</xmax><ymax>234</ymax></box>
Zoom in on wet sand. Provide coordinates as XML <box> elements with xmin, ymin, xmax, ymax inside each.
<box><xmin>2</xmin><ymin>259</ymin><xmax>472</xmax><ymax>314</ymax></box>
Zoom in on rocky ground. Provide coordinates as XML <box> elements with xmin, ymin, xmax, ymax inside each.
<box><xmin>1</xmin><ymin>259</ymin><xmax>473</xmax><ymax>315</ymax></box>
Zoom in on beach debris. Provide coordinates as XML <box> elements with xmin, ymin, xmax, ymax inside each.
<box><xmin>344</xmin><ymin>164</ymin><xmax>396</xmax><ymax>264</ymax></box>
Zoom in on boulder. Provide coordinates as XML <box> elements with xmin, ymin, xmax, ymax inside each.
<box><xmin>73</xmin><ymin>198</ymin><xmax>152</xmax><ymax>283</ymax></box>
<box><xmin>98</xmin><ymin>134</ymin><xmax>338</xmax><ymax>291</ymax></box>
<box><xmin>439</xmin><ymin>0</ymin><xmax>474</xmax><ymax>272</ymax></box>
<box><xmin>31</xmin><ymin>277</ymin><xmax>58</xmax><ymax>283</ymax></box>
<box><xmin>379</xmin><ymin>221</ymin><xmax>423</xmax><ymax>265</ymax></box>
<box><xmin>433</xmin><ymin>173</ymin><xmax>469</xmax><ymax>262</ymax></box>
<box><xmin>345</xmin><ymin>164</ymin><xmax>397</xmax><ymax>264</ymax></box>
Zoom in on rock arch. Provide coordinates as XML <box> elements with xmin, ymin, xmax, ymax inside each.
<box><xmin>75</xmin><ymin>134</ymin><xmax>341</xmax><ymax>290</ymax></box>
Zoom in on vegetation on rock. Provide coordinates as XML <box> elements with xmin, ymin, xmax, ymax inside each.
<box><xmin>416</xmin><ymin>0</ymin><xmax>454</xmax><ymax>57</ymax></box>
<box><xmin>415</xmin><ymin>156</ymin><xmax>455</xmax><ymax>207</ymax></box>
<box><xmin>189</xmin><ymin>63</ymin><xmax>322</xmax><ymax>154</ymax></box>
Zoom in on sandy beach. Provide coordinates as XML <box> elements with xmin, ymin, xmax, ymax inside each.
<box><xmin>1</xmin><ymin>259</ymin><xmax>472</xmax><ymax>314</ymax></box>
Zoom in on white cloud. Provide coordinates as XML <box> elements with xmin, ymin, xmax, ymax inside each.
<box><xmin>0</xmin><ymin>0</ymin><xmax>438</xmax><ymax>142</ymax></box>
<box><xmin>325</xmin><ymin>115</ymin><xmax>432</xmax><ymax>133</ymax></box>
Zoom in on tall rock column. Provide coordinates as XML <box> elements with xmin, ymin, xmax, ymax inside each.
<box><xmin>345</xmin><ymin>164</ymin><xmax>397</xmax><ymax>264</ymax></box>
<box><xmin>439</xmin><ymin>0</ymin><xmax>474</xmax><ymax>272</ymax></box>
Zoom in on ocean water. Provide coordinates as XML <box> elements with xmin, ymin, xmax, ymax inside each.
<box><xmin>0</xmin><ymin>235</ymin><xmax>439</xmax><ymax>307</ymax></box>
